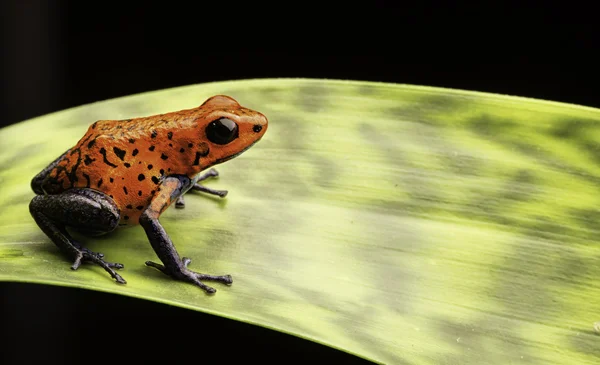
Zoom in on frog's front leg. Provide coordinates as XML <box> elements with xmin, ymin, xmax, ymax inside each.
<box><xmin>175</xmin><ymin>168</ymin><xmax>228</xmax><ymax>209</ymax></box>
<box><xmin>140</xmin><ymin>175</ymin><xmax>232</xmax><ymax>294</ymax></box>
<box><xmin>29</xmin><ymin>189</ymin><xmax>126</xmax><ymax>283</ymax></box>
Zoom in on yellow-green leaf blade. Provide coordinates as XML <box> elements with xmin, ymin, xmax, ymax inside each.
<box><xmin>1</xmin><ymin>79</ymin><xmax>599</xmax><ymax>364</ymax></box>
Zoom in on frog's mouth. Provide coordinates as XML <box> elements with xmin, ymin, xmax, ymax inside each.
<box><xmin>214</xmin><ymin>140</ymin><xmax>259</xmax><ymax>165</ymax></box>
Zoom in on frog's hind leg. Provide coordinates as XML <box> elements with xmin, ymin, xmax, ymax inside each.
<box><xmin>175</xmin><ymin>168</ymin><xmax>228</xmax><ymax>209</ymax></box>
<box><xmin>29</xmin><ymin>188</ymin><xmax>126</xmax><ymax>284</ymax></box>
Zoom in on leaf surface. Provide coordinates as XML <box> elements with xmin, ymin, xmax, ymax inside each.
<box><xmin>1</xmin><ymin>79</ymin><xmax>599</xmax><ymax>364</ymax></box>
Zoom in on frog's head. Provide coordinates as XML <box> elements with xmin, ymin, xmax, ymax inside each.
<box><xmin>194</xmin><ymin>95</ymin><xmax>268</xmax><ymax>168</ymax></box>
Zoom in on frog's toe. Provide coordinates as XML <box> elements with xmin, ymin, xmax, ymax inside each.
<box><xmin>71</xmin><ymin>250</ymin><xmax>126</xmax><ymax>284</ymax></box>
<box><xmin>197</xmin><ymin>168</ymin><xmax>219</xmax><ymax>182</ymax></box>
<box><xmin>106</xmin><ymin>261</ymin><xmax>124</xmax><ymax>269</ymax></box>
<box><xmin>191</xmin><ymin>184</ymin><xmax>228</xmax><ymax>198</ymax></box>
<box><xmin>194</xmin><ymin>272</ymin><xmax>233</xmax><ymax>285</ymax></box>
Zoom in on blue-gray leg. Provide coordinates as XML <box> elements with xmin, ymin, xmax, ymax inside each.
<box><xmin>29</xmin><ymin>188</ymin><xmax>126</xmax><ymax>283</ymax></box>
<box><xmin>140</xmin><ymin>214</ymin><xmax>233</xmax><ymax>294</ymax></box>
<box><xmin>140</xmin><ymin>175</ymin><xmax>233</xmax><ymax>294</ymax></box>
<box><xmin>175</xmin><ymin>168</ymin><xmax>228</xmax><ymax>209</ymax></box>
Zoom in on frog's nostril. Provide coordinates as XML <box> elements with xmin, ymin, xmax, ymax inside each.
<box><xmin>252</xmin><ymin>124</ymin><xmax>263</xmax><ymax>133</ymax></box>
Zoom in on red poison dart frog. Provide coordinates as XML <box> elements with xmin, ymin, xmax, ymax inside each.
<box><xmin>29</xmin><ymin>95</ymin><xmax>268</xmax><ymax>294</ymax></box>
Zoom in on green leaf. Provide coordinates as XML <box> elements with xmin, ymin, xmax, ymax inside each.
<box><xmin>1</xmin><ymin>79</ymin><xmax>599</xmax><ymax>364</ymax></box>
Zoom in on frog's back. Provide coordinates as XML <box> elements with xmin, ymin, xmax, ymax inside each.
<box><xmin>32</xmin><ymin>109</ymin><xmax>199</xmax><ymax>199</ymax></box>
<box><xmin>32</xmin><ymin>106</ymin><xmax>215</xmax><ymax>225</ymax></box>
<box><xmin>31</xmin><ymin>120</ymin><xmax>127</xmax><ymax>196</ymax></box>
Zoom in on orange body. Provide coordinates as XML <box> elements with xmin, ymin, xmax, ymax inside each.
<box><xmin>39</xmin><ymin>95</ymin><xmax>268</xmax><ymax>226</ymax></box>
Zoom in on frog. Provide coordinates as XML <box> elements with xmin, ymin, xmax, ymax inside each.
<box><xmin>29</xmin><ymin>95</ymin><xmax>268</xmax><ymax>294</ymax></box>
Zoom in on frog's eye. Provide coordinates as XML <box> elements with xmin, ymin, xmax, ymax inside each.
<box><xmin>206</xmin><ymin>117</ymin><xmax>239</xmax><ymax>145</ymax></box>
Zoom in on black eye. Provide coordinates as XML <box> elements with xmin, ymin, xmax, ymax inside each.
<box><xmin>205</xmin><ymin>118</ymin><xmax>239</xmax><ymax>145</ymax></box>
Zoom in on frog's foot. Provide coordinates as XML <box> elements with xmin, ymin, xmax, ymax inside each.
<box><xmin>175</xmin><ymin>168</ymin><xmax>228</xmax><ymax>209</ymax></box>
<box><xmin>145</xmin><ymin>257</ymin><xmax>232</xmax><ymax>294</ymax></box>
<box><xmin>71</xmin><ymin>247</ymin><xmax>126</xmax><ymax>284</ymax></box>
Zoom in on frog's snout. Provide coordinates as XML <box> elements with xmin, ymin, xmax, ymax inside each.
<box><xmin>251</xmin><ymin>113</ymin><xmax>268</xmax><ymax>136</ymax></box>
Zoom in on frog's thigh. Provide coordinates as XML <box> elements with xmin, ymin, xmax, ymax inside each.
<box><xmin>30</xmin><ymin>188</ymin><xmax>120</xmax><ymax>236</ymax></box>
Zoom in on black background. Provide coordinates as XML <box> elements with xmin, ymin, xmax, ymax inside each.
<box><xmin>1</xmin><ymin>1</ymin><xmax>598</xmax><ymax>364</ymax></box>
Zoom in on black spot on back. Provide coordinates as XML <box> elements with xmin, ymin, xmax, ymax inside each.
<box><xmin>74</xmin><ymin>135</ymin><xmax>92</xmax><ymax>154</ymax></box>
<box><xmin>129</xmin><ymin>138</ymin><xmax>135</xmax><ymax>143</ymax></box>
<box><xmin>132</xmin><ymin>148</ymin><xmax>139</xmax><ymax>156</ymax></box>
<box><xmin>97</xmin><ymin>178</ymin><xmax>103</xmax><ymax>188</ymax></box>
<box><xmin>123</xmin><ymin>186</ymin><xmax>128</xmax><ymax>195</ymax></box>
<box><xmin>83</xmin><ymin>173</ymin><xmax>90</xmax><ymax>188</ymax></box>
<box><xmin>148</xmin><ymin>164</ymin><xmax>153</xmax><ymax>170</ymax></box>
<box><xmin>99</xmin><ymin>148</ymin><xmax>117</xmax><ymax>168</ymax></box>
<box><xmin>113</xmin><ymin>147</ymin><xmax>126</xmax><ymax>161</ymax></box>
<box><xmin>167</xmin><ymin>131</ymin><xmax>173</xmax><ymax>140</ymax></box>
<box><xmin>138</xmin><ymin>174</ymin><xmax>145</xmax><ymax>181</ymax></box>
<box><xmin>87</xmin><ymin>137</ymin><xmax>97</xmax><ymax>149</ymax></box>
<box><xmin>124</xmin><ymin>163</ymin><xmax>131</xmax><ymax>168</ymax></box>
<box><xmin>149</xmin><ymin>146</ymin><xmax>155</xmax><ymax>151</ymax></box>
<box><xmin>151</xmin><ymin>176</ymin><xmax>159</xmax><ymax>184</ymax></box>
<box><xmin>161</xmin><ymin>153</ymin><xmax>168</xmax><ymax>160</ymax></box>
<box><xmin>151</xmin><ymin>130</ymin><xmax>157</xmax><ymax>138</ymax></box>
<box><xmin>84</xmin><ymin>155</ymin><xmax>95</xmax><ymax>165</ymax></box>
